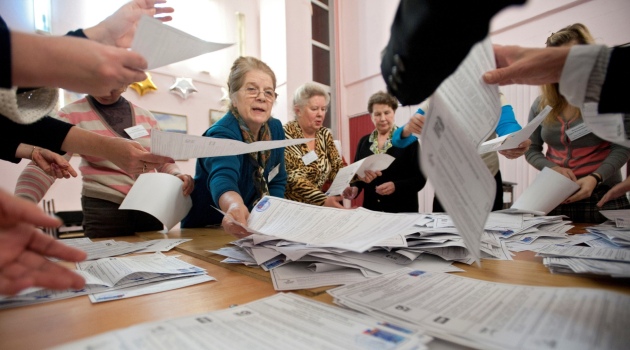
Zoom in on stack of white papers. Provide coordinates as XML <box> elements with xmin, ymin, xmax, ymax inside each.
<box><xmin>0</xmin><ymin>253</ymin><xmax>213</xmax><ymax>309</ymax></box>
<box><xmin>536</xmin><ymin>244</ymin><xmax>630</xmax><ymax>277</ymax></box>
<box><xmin>59</xmin><ymin>237</ymin><xmax>191</xmax><ymax>260</ymax></box>
<box><xmin>54</xmin><ymin>293</ymin><xmax>434</xmax><ymax>350</ymax></box>
<box><xmin>210</xmin><ymin>205</ymin><xmax>576</xmax><ymax>291</ymax></box>
<box><xmin>328</xmin><ymin>268</ymin><xmax>630</xmax><ymax>350</ymax></box>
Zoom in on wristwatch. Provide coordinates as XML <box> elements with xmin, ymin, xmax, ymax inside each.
<box><xmin>588</xmin><ymin>173</ymin><xmax>602</xmax><ymax>187</ymax></box>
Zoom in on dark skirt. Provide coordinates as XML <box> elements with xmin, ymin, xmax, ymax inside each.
<box><xmin>548</xmin><ymin>184</ymin><xmax>630</xmax><ymax>223</ymax></box>
<box><xmin>81</xmin><ymin>196</ymin><xmax>163</xmax><ymax>238</ymax></box>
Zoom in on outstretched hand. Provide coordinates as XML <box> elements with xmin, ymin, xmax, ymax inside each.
<box><xmin>31</xmin><ymin>147</ymin><xmax>78</xmax><ymax>179</ymax></box>
<box><xmin>84</xmin><ymin>0</ymin><xmax>175</xmax><ymax>48</ymax></box>
<box><xmin>483</xmin><ymin>45</ymin><xmax>570</xmax><ymax>86</ymax></box>
<box><xmin>0</xmin><ymin>189</ymin><xmax>87</xmax><ymax>296</ymax></box>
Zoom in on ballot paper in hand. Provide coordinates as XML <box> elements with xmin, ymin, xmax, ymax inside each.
<box><xmin>326</xmin><ymin>153</ymin><xmax>395</xmax><ymax>196</ymax></box>
<box><xmin>478</xmin><ymin>105</ymin><xmax>552</xmax><ymax>154</ymax></box>
<box><xmin>581</xmin><ymin>102</ymin><xmax>630</xmax><ymax>147</ymax></box>
<box><xmin>119</xmin><ymin>173</ymin><xmax>192</xmax><ymax>231</ymax></box>
<box><xmin>131</xmin><ymin>16</ymin><xmax>233</xmax><ymax>69</ymax></box>
<box><xmin>150</xmin><ymin>130</ymin><xmax>311</xmax><ymax>160</ymax></box>
<box><xmin>420</xmin><ymin>37</ymin><xmax>500</xmax><ymax>266</ymax></box>
<box><xmin>503</xmin><ymin>167</ymin><xmax>580</xmax><ymax>215</ymax></box>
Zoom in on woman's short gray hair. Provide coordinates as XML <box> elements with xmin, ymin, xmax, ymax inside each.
<box><xmin>293</xmin><ymin>82</ymin><xmax>330</xmax><ymax>109</ymax></box>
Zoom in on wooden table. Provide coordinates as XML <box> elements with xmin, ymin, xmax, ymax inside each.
<box><xmin>2</xmin><ymin>225</ymin><xmax>629</xmax><ymax>349</ymax></box>
<box><xmin>0</xmin><ymin>243</ymin><xmax>277</xmax><ymax>350</ymax></box>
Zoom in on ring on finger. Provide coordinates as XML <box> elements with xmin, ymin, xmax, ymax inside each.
<box><xmin>142</xmin><ymin>162</ymin><xmax>147</xmax><ymax>173</ymax></box>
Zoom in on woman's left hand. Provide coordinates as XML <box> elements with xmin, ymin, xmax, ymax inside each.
<box><xmin>375</xmin><ymin>181</ymin><xmax>396</xmax><ymax>196</ymax></box>
<box><xmin>498</xmin><ymin>139</ymin><xmax>531</xmax><ymax>159</ymax></box>
<box><xmin>176</xmin><ymin>174</ymin><xmax>195</xmax><ymax>196</ymax></box>
<box><xmin>359</xmin><ymin>170</ymin><xmax>382</xmax><ymax>184</ymax></box>
<box><xmin>31</xmin><ymin>148</ymin><xmax>78</xmax><ymax>179</ymax></box>
<box><xmin>564</xmin><ymin>176</ymin><xmax>597</xmax><ymax>204</ymax></box>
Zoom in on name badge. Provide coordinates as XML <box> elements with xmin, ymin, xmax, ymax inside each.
<box><xmin>302</xmin><ymin>150</ymin><xmax>318</xmax><ymax>165</ymax></box>
<box><xmin>124</xmin><ymin>125</ymin><xmax>149</xmax><ymax>139</ymax></box>
<box><xmin>566</xmin><ymin>123</ymin><xmax>590</xmax><ymax>141</ymax></box>
<box><xmin>268</xmin><ymin>164</ymin><xmax>280</xmax><ymax>182</ymax></box>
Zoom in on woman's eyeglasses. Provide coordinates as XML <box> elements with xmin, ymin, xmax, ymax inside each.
<box><xmin>242</xmin><ymin>86</ymin><xmax>277</xmax><ymax>102</ymax></box>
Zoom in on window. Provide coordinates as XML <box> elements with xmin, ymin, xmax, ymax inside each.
<box><xmin>311</xmin><ymin>0</ymin><xmax>335</xmax><ymax>130</ymax></box>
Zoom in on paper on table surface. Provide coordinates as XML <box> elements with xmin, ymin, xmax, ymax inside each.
<box><xmin>328</xmin><ymin>268</ymin><xmax>630</xmax><ymax>350</ymax></box>
<box><xmin>508</xmin><ymin>167</ymin><xmax>579</xmax><ymax>215</ymax></box>
<box><xmin>151</xmin><ymin>129</ymin><xmax>311</xmax><ymax>160</ymax></box>
<box><xmin>326</xmin><ymin>153</ymin><xmax>395</xmax><ymax>196</ymax></box>
<box><xmin>478</xmin><ymin>105</ymin><xmax>552</xmax><ymax>154</ymax></box>
<box><xmin>131</xmin><ymin>16</ymin><xmax>233</xmax><ymax>69</ymax></box>
<box><xmin>247</xmin><ymin>196</ymin><xmax>422</xmax><ymax>252</ymax></box>
<box><xmin>420</xmin><ymin>36</ymin><xmax>500</xmax><ymax>265</ymax></box>
<box><xmin>119</xmin><ymin>173</ymin><xmax>192</xmax><ymax>231</ymax></box>
<box><xmin>53</xmin><ymin>293</ymin><xmax>432</xmax><ymax>350</ymax></box>
<box><xmin>89</xmin><ymin>274</ymin><xmax>215</xmax><ymax>303</ymax></box>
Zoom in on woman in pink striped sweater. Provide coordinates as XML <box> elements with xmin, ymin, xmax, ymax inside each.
<box><xmin>14</xmin><ymin>86</ymin><xmax>194</xmax><ymax>237</ymax></box>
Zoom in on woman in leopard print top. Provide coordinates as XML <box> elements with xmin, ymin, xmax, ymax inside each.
<box><xmin>283</xmin><ymin>82</ymin><xmax>346</xmax><ymax>208</ymax></box>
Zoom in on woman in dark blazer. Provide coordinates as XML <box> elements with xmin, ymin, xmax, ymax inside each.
<box><xmin>352</xmin><ymin>91</ymin><xmax>426</xmax><ymax>213</ymax></box>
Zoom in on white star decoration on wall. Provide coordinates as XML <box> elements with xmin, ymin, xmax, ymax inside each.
<box><xmin>169</xmin><ymin>77</ymin><xmax>198</xmax><ymax>100</ymax></box>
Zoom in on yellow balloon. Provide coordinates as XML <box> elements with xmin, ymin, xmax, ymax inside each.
<box><xmin>129</xmin><ymin>72</ymin><xmax>158</xmax><ymax>96</ymax></box>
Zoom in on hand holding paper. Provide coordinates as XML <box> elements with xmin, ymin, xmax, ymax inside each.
<box><xmin>478</xmin><ymin>105</ymin><xmax>552</xmax><ymax>154</ymax></box>
<box><xmin>119</xmin><ymin>173</ymin><xmax>193</xmax><ymax>231</ymax></box>
<box><xmin>325</xmin><ymin>154</ymin><xmax>394</xmax><ymax>196</ymax></box>
<box><xmin>500</xmin><ymin>167</ymin><xmax>580</xmax><ymax>215</ymax></box>
<box><xmin>131</xmin><ymin>16</ymin><xmax>233</xmax><ymax>69</ymax></box>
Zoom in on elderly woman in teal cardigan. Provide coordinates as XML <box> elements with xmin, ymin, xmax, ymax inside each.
<box><xmin>182</xmin><ymin>57</ymin><xmax>286</xmax><ymax>237</ymax></box>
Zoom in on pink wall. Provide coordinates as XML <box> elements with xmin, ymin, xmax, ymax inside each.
<box><xmin>335</xmin><ymin>0</ymin><xmax>630</xmax><ymax>211</ymax></box>
<box><xmin>2</xmin><ymin>0</ymin><xmax>629</xmax><ymax>214</ymax></box>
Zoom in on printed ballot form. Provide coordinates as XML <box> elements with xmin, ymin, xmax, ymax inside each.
<box><xmin>326</xmin><ymin>153</ymin><xmax>395</xmax><ymax>196</ymax></box>
<box><xmin>478</xmin><ymin>105</ymin><xmax>552</xmax><ymax>154</ymax></box>
<box><xmin>246</xmin><ymin>196</ymin><xmax>421</xmax><ymax>252</ymax></box>
<box><xmin>420</xmin><ymin>37</ymin><xmax>500</xmax><ymax>265</ymax></box>
<box><xmin>329</xmin><ymin>268</ymin><xmax>630</xmax><ymax>350</ymax></box>
<box><xmin>131</xmin><ymin>16</ymin><xmax>233</xmax><ymax>69</ymax></box>
<box><xmin>150</xmin><ymin>129</ymin><xmax>311</xmax><ymax>160</ymax></box>
<box><xmin>502</xmin><ymin>167</ymin><xmax>580</xmax><ymax>215</ymax></box>
<box><xmin>119</xmin><ymin>173</ymin><xmax>192</xmax><ymax>231</ymax></box>
<box><xmin>53</xmin><ymin>293</ymin><xmax>432</xmax><ymax>350</ymax></box>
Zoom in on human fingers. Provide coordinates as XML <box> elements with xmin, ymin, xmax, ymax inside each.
<box><xmin>597</xmin><ymin>192</ymin><xmax>611</xmax><ymax>207</ymax></box>
<box><xmin>176</xmin><ymin>174</ymin><xmax>194</xmax><ymax>196</ymax></box>
<box><xmin>221</xmin><ymin>216</ymin><xmax>250</xmax><ymax>239</ymax></box>
<box><xmin>27</xmin><ymin>228</ymin><xmax>87</xmax><ymax>262</ymax></box>
<box><xmin>30</xmin><ymin>148</ymin><xmax>52</xmax><ymax>174</ymax></box>
<box><xmin>39</xmin><ymin>149</ymin><xmax>78</xmax><ymax>178</ymax></box>
<box><xmin>324</xmin><ymin>196</ymin><xmax>345</xmax><ymax>208</ymax></box>
<box><xmin>0</xmin><ymin>190</ymin><xmax>61</xmax><ymax>229</ymax></box>
<box><xmin>0</xmin><ymin>275</ymin><xmax>35</xmax><ymax>296</ymax></box>
<box><xmin>117</xmin><ymin>50</ymin><xmax>149</xmax><ymax>81</ymax></box>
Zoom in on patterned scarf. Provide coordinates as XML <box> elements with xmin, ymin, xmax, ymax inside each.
<box><xmin>369</xmin><ymin>125</ymin><xmax>397</xmax><ymax>154</ymax></box>
<box><xmin>235</xmin><ymin>112</ymin><xmax>271</xmax><ymax>201</ymax></box>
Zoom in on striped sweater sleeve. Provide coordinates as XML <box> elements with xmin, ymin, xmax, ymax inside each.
<box><xmin>14</xmin><ymin>155</ymin><xmax>70</xmax><ymax>203</ymax></box>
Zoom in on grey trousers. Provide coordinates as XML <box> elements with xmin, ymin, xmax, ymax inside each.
<box><xmin>81</xmin><ymin>196</ymin><xmax>163</xmax><ymax>238</ymax></box>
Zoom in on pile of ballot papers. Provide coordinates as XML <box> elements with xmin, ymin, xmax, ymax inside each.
<box><xmin>54</xmin><ymin>293</ymin><xmax>433</xmax><ymax>350</ymax></box>
<box><xmin>209</xmin><ymin>197</ymin><xmax>584</xmax><ymax>291</ymax></box>
<box><xmin>328</xmin><ymin>268</ymin><xmax>630</xmax><ymax>350</ymax></box>
<box><xmin>55</xmin><ymin>237</ymin><xmax>192</xmax><ymax>260</ymax></box>
<box><xmin>0</xmin><ymin>252</ymin><xmax>214</xmax><ymax>309</ymax></box>
<box><xmin>533</xmin><ymin>211</ymin><xmax>630</xmax><ymax>277</ymax></box>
